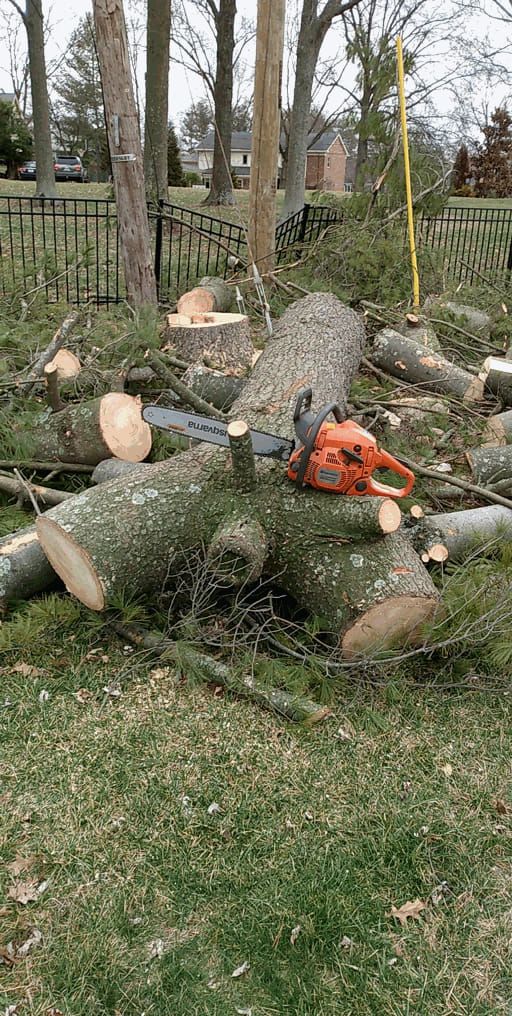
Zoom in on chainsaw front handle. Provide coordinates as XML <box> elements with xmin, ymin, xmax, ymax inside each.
<box><xmin>364</xmin><ymin>448</ymin><xmax>415</xmax><ymax>498</ymax></box>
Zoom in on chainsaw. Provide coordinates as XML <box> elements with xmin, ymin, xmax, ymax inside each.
<box><xmin>142</xmin><ymin>387</ymin><xmax>415</xmax><ymax>499</ymax></box>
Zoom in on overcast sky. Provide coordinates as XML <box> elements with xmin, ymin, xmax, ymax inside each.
<box><xmin>0</xmin><ymin>0</ymin><xmax>510</xmax><ymax>142</ymax></box>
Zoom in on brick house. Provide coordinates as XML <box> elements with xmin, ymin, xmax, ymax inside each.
<box><xmin>196</xmin><ymin>130</ymin><xmax>350</xmax><ymax>192</ymax></box>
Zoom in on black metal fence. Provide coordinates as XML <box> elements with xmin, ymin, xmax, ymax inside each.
<box><xmin>0</xmin><ymin>194</ymin><xmax>340</xmax><ymax>306</ymax></box>
<box><xmin>417</xmin><ymin>204</ymin><xmax>512</xmax><ymax>284</ymax></box>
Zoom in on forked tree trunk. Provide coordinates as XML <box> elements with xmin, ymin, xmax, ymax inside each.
<box><xmin>92</xmin><ymin>0</ymin><xmax>157</xmax><ymax>307</ymax></box>
<box><xmin>36</xmin><ymin>293</ymin><xmax>440</xmax><ymax>656</ymax></box>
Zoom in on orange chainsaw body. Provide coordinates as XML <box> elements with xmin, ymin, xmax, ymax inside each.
<box><xmin>287</xmin><ymin>417</ymin><xmax>415</xmax><ymax>498</ymax></box>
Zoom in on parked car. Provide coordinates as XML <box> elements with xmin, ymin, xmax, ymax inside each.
<box><xmin>53</xmin><ymin>155</ymin><xmax>87</xmax><ymax>182</ymax></box>
<box><xmin>18</xmin><ymin>160</ymin><xmax>37</xmax><ymax>181</ymax></box>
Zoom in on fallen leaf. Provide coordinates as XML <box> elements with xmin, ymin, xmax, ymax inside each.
<box><xmin>15</xmin><ymin>927</ymin><xmax>42</xmax><ymax>958</ymax></box>
<box><xmin>231</xmin><ymin>960</ymin><xmax>250</xmax><ymax>978</ymax></box>
<box><xmin>207</xmin><ymin>802</ymin><xmax>221</xmax><ymax>815</ymax></box>
<box><xmin>102</xmin><ymin>683</ymin><xmax>121</xmax><ymax>698</ymax></box>
<box><xmin>207</xmin><ymin>978</ymin><xmax>220</xmax><ymax>990</ymax></box>
<box><xmin>340</xmin><ymin>935</ymin><xmax>353</xmax><ymax>949</ymax></box>
<box><xmin>336</xmin><ymin>726</ymin><xmax>353</xmax><ymax>742</ymax></box>
<box><xmin>441</xmin><ymin>763</ymin><xmax>453</xmax><ymax>777</ymax></box>
<box><xmin>430</xmin><ymin>882</ymin><xmax>450</xmax><ymax>905</ymax></box>
<box><xmin>8</xmin><ymin>879</ymin><xmax>40</xmax><ymax>905</ymax></box>
<box><xmin>388</xmin><ymin>898</ymin><xmax>427</xmax><ymax>927</ymax></box>
<box><xmin>74</xmin><ymin>688</ymin><xmax>93</xmax><ymax>704</ymax></box>
<box><xmin>6</xmin><ymin>854</ymin><xmax>35</xmax><ymax>877</ymax></box>
<box><xmin>38</xmin><ymin>689</ymin><xmax>50</xmax><ymax>703</ymax></box>
<box><xmin>0</xmin><ymin>943</ymin><xmax>16</xmax><ymax>967</ymax></box>
<box><xmin>495</xmin><ymin>798</ymin><xmax>509</xmax><ymax>815</ymax></box>
<box><xmin>290</xmin><ymin>924</ymin><xmax>301</xmax><ymax>945</ymax></box>
<box><xmin>12</xmin><ymin>662</ymin><xmax>44</xmax><ymax>678</ymax></box>
<box><xmin>387</xmin><ymin>956</ymin><xmax>398</xmax><ymax>966</ymax></box>
<box><xmin>148</xmin><ymin>938</ymin><xmax>165</xmax><ymax>960</ymax></box>
<box><xmin>236</xmin><ymin>1008</ymin><xmax>252</xmax><ymax>1015</ymax></box>
<box><xmin>181</xmin><ymin>795</ymin><xmax>193</xmax><ymax>817</ymax></box>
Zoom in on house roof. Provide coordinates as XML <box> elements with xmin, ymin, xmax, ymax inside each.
<box><xmin>201</xmin><ymin>164</ymin><xmax>251</xmax><ymax>177</ymax></box>
<box><xmin>197</xmin><ymin>131</ymin><xmax>252</xmax><ymax>152</ymax></box>
<box><xmin>197</xmin><ymin>129</ymin><xmax>347</xmax><ymax>154</ymax></box>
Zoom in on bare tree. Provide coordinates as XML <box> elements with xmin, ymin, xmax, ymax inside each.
<box><xmin>144</xmin><ymin>0</ymin><xmax>171</xmax><ymax>201</ymax></box>
<box><xmin>282</xmin><ymin>0</ymin><xmax>364</xmax><ymax>219</ymax></box>
<box><xmin>6</xmin><ymin>0</ymin><xmax>57</xmax><ymax>197</ymax></box>
<box><xmin>0</xmin><ymin>5</ymin><xmax>30</xmax><ymax>118</ymax></box>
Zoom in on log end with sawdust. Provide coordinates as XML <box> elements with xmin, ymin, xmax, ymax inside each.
<box><xmin>33</xmin><ymin>393</ymin><xmax>152</xmax><ymax>465</ymax></box>
<box><xmin>165</xmin><ymin>311</ymin><xmax>253</xmax><ymax>368</ymax></box>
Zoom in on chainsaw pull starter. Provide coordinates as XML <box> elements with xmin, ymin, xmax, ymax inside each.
<box><xmin>288</xmin><ymin>387</ymin><xmax>415</xmax><ymax>498</ymax></box>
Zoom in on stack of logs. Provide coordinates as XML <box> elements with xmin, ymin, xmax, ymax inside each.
<box><xmin>2</xmin><ymin>281</ymin><xmax>512</xmax><ymax>666</ymax></box>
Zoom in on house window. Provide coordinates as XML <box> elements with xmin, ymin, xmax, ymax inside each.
<box><xmin>344</xmin><ymin>182</ymin><xmax>353</xmax><ymax>193</ymax></box>
<box><xmin>242</xmin><ymin>154</ymin><xmax>248</xmax><ymax>165</ymax></box>
<box><xmin>326</xmin><ymin>157</ymin><xmax>330</xmax><ymax>168</ymax></box>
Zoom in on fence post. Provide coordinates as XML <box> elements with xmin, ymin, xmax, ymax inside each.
<box><xmin>299</xmin><ymin>203</ymin><xmax>310</xmax><ymax>246</ymax></box>
<box><xmin>154</xmin><ymin>199</ymin><xmax>164</xmax><ymax>300</ymax></box>
<box><xmin>507</xmin><ymin>235</ymin><xmax>512</xmax><ymax>272</ymax></box>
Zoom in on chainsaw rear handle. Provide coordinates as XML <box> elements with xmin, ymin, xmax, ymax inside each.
<box><xmin>364</xmin><ymin>448</ymin><xmax>415</xmax><ymax>498</ymax></box>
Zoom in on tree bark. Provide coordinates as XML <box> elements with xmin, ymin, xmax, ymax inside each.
<box><xmin>202</xmin><ymin>0</ymin><xmax>236</xmax><ymax>207</ymax></box>
<box><xmin>143</xmin><ymin>0</ymin><xmax>171</xmax><ymax>202</ymax></box>
<box><xmin>165</xmin><ymin>311</ymin><xmax>253</xmax><ymax>369</ymax></box>
<box><xmin>92</xmin><ymin>0</ymin><xmax>157</xmax><ymax>307</ymax></box>
<box><xmin>466</xmin><ymin>445</ymin><xmax>512</xmax><ymax>486</ymax></box>
<box><xmin>180</xmin><ymin>364</ymin><xmax>245</xmax><ymax>411</ymax></box>
<box><xmin>24</xmin><ymin>0</ymin><xmax>57</xmax><ymax>199</ymax></box>
<box><xmin>92</xmin><ymin>458</ymin><xmax>151</xmax><ymax>484</ymax></box>
<box><xmin>282</xmin><ymin>0</ymin><xmax>318</xmax><ymax>219</ymax></box>
<box><xmin>0</xmin><ymin>526</ymin><xmax>56</xmax><ymax>608</ymax></box>
<box><xmin>371</xmin><ymin>329</ymin><xmax>485</xmax><ymax>402</ymax></box>
<box><xmin>248</xmin><ymin>0</ymin><xmax>286</xmax><ymax>268</ymax></box>
<box><xmin>36</xmin><ymin>294</ymin><xmax>439</xmax><ymax>655</ymax></box>
<box><xmin>32</xmin><ymin>393</ymin><xmax>152</xmax><ymax>465</ymax></box>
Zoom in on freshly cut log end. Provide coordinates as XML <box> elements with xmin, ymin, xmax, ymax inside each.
<box><xmin>481</xmin><ymin>356</ymin><xmax>512</xmax><ymax>407</ymax></box>
<box><xmin>100</xmin><ymin>393</ymin><xmax>152</xmax><ymax>462</ymax></box>
<box><xmin>36</xmin><ymin>517</ymin><xmax>105</xmax><ymax>610</ymax></box>
<box><xmin>410</xmin><ymin>505</ymin><xmax>425</xmax><ymax>519</ymax></box>
<box><xmin>378</xmin><ymin>499</ymin><xmax>402</xmax><ymax>534</ymax></box>
<box><xmin>166</xmin><ymin>311</ymin><xmax>253</xmax><ymax>368</ymax></box>
<box><xmin>33</xmin><ymin>392</ymin><xmax>152</xmax><ymax>466</ymax></box>
<box><xmin>177</xmin><ymin>287</ymin><xmax>216</xmax><ymax>315</ymax></box>
<box><xmin>341</xmin><ymin>594</ymin><xmax>439</xmax><ymax>658</ymax></box>
<box><xmin>428</xmin><ymin>543</ymin><xmax>449</xmax><ymax>563</ymax></box>
<box><xmin>50</xmin><ymin>348</ymin><xmax>81</xmax><ymax>380</ymax></box>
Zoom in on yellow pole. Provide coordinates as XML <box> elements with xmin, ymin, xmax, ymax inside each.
<box><xmin>396</xmin><ymin>35</ymin><xmax>420</xmax><ymax>309</ymax></box>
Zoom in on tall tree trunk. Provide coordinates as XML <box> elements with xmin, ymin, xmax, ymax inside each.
<box><xmin>143</xmin><ymin>0</ymin><xmax>171</xmax><ymax>203</ymax></box>
<box><xmin>282</xmin><ymin>0</ymin><xmax>319</xmax><ymax>219</ymax></box>
<box><xmin>248</xmin><ymin>0</ymin><xmax>286</xmax><ymax>270</ymax></box>
<box><xmin>354</xmin><ymin>90</ymin><xmax>370</xmax><ymax>189</ymax></box>
<box><xmin>203</xmin><ymin>0</ymin><xmax>236</xmax><ymax>207</ymax></box>
<box><xmin>92</xmin><ymin>0</ymin><xmax>157</xmax><ymax>307</ymax></box>
<box><xmin>25</xmin><ymin>0</ymin><xmax>57</xmax><ymax>198</ymax></box>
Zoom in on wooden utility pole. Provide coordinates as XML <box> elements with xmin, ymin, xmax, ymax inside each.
<box><xmin>93</xmin><ymin>0</ymin><xmax>157</xmax><ymax>307</ymax></box>
<box><xmin>248</xmin><ymin>0</ymin><xmax>286</xmax><ymax>273</ymax></box>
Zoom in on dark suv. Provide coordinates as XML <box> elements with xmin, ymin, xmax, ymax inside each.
<box><xmin>53</xmin><ymin>155</ymin><xmax>86</xmax><ymax>182</ymax></box>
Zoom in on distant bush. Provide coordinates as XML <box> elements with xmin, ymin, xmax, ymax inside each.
<box><xmin>453</xmin><ymin>184</ymin><xmax>475</xmax><ymax>198</ymax></box>
<box><xmin>184</xmin><ymin>172</ymin><xmax>201</xmax><ymax>187</ymax></box>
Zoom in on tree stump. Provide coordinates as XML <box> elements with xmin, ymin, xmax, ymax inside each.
<box><xmin>165</xmin><ymin>311</ymin><xmax>253</xmax><ymax>369</ymax></box>
<box><xmin>371</xmin><ymin>329</ymin><xmax>484</xmax><ymax>402</ymax></box>
<box><xmin>32</xmin><ymin>393</ymin><xmax>152</xmax><ymax>465</ymax></box>
<box><xmin>37</xmin><ymin>293</ymin><xmax>441</xmax><ymax>656</ymax></box>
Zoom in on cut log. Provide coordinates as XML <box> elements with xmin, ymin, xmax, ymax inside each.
<box><xmin>36</xmin><ymin>293</ymin><xmax>439</xmax><ymax>655</ymax></box>
<box><xmin>482</xmin><ymin>409</ymin><xmax>512</xmax><ymax>447</ymax></box>
<box><xmin>419</xmin><ymin>506</ymin><xmax>512</xmax><ymax>560</ymax></box>
<box><xmin>165</xmin><ymin>311</ymin><xmax>253</xmax><ymax>369</ymax></box>
<box><xmin>0</xmin><ymin>472</ymin><xmax>73</xmax><ymax>508</ymax></box>
<box><xmin>423</xmin><ymin>298</ymin><xmax>492</xmax><ymax>336</ymax></box>
<box><xmin>371</xmin><ymin>329</ymin><xmax>484</xmax><ymax>403</ymax></box>
<box><xmin>44</xmin><ymin>362</ymin><xmax>64</xmax><ymax>413</ymax></box>
<box><xmin>480</xmin><ymin>356</ymin><xmax>512</xmax><ymax>406</ymax></box>
<box><xmin>32</xmin><ymin>393</ymin><xmax>152</xmax><ymax>465</ymax></box>
<box><xmin>50</xmin><ymin>348</ymin><xmax>81</xmax><ymax>380</ymax></box>
<box><xmin>177</xmin><ymin>276</ymin><xmax>234</xmax><ymax>315</ymax></box>
<box><xmin>0</xmin><ymin>526</ymin><xmax>56</xmax><ymax>607</ymax></box>
<box><xmin>466</xmin><ymin>445</ymin><xmax>512</xmax><ymax>486</ymax></box>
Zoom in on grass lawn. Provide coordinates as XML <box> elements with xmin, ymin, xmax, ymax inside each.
<box><xmin>1</xmin><ymin>594</ymin><xmax>512</xmax><ymax>1016</ymax></box>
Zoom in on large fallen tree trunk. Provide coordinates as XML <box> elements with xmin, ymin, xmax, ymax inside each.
<box><xmin>371</xmin><ymin>329</ymin><xmax>484</xmax><ymax>402</ymax></box>
<box><xmin>466</xmin><ymin>445</ymin><xmax>512</xmax><ymax>487</ymax></box>
<box><xmin>480</xmin><ymin>356</ymin><xmax>512</xmax><ymax>406</ymax></box>
<box><xmin>36</xmin><ymin>293</ymin><xmax>441</xmax><ymax>656</ymax></box>
<box><xmin>31</xmin><ymin>393</ymin><xmax>152</xmax><ymax>465</ymax></box>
